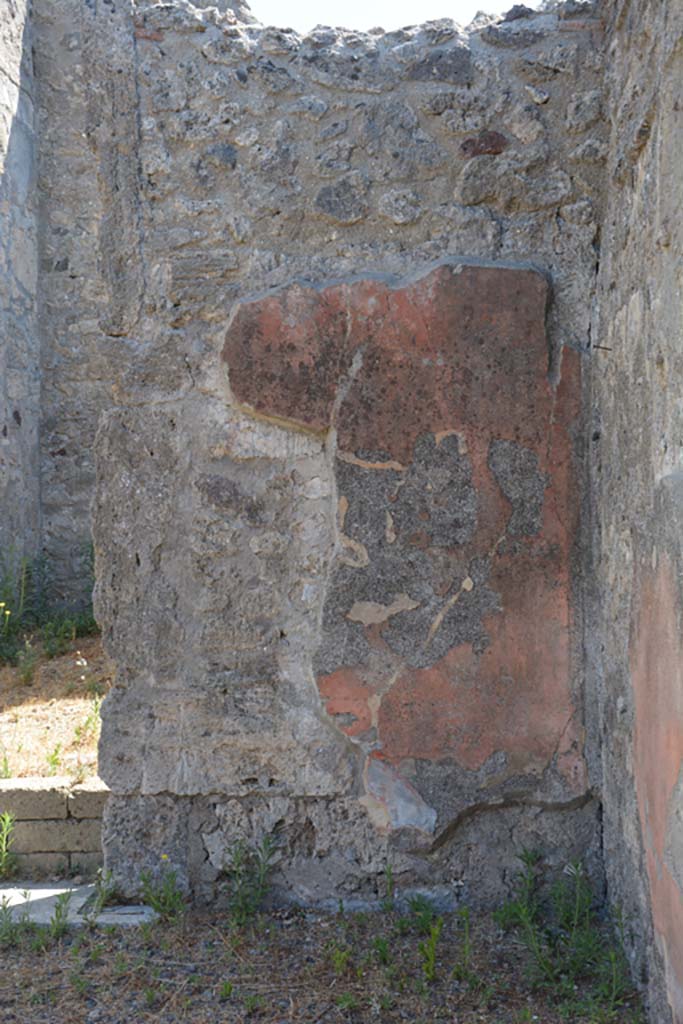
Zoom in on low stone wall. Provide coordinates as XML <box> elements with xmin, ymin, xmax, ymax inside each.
<box><xmin>0</xmin><ymin>777</ymin><xmax>108</xmax><ymax>877</ymax></box>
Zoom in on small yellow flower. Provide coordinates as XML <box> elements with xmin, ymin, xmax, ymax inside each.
<box><xmin>161</xmin><ymin>853</ymin><xmax>169</xmax><ymax>861</ymax></box>
<box><xmin>0</xmin><ymin>602</ymin><xmax>5</xmax><ymax>608</ymax></box>
<box><xmin>4</xmin><ymin>610</ymin><xmax>9</xmax><ymax>617</ymax></box>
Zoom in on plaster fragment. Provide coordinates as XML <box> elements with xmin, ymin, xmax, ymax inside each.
<box><xmin>347</xmin><ymin>594</ymin><xmax>420</xmax><ymax>625</ymax></box>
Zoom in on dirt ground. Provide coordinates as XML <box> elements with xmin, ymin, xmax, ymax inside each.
<box><xmin>0</xmin><ymin>636</ymin><xmax>112</xmax><ymax>782</ymax></box>
<box><xmin>0</xmin><ymin>905</ymin><xmax>645</xmax><ymax>1024</ymax></box>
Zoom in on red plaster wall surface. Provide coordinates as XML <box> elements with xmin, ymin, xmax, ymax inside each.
<box><xmin>224</xmin><ymin>263</ymin><xmax>585</xmax><ymax>823</ymax></box>
<box><xmin>632</xmin><ymin>558</ymin><xmax>683</xmax><ymax>1023</ymax></box>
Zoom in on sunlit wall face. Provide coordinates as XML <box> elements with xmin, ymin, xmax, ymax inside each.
<box><xmin>250</xmin><ymin>0</ymin><xmax>543</xmax><ymax>32</ymax></box>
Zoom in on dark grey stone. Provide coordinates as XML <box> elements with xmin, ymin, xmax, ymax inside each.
<box><xmin>488</xmin><ymin>439</ymin><xmax>547</xmax><ymax>536</ymax></box>
<box><xmin>502</xmin><ymin>5</ymin><xmax>536</xmax><ymax>21</ymax></box>
<box><xmin>204</xmin><ymin>143</ymin><xmax>238</xmax><ymax>169</ymax></box>
<box><xmin>314</xmin><ymin>173</ymin><xmax>369</xmax><ymax>224</ymax></box>
<box><xmin>481</xmin><ymin>27</ymin><xmax>545</xmax><ymax>48</ymax></box>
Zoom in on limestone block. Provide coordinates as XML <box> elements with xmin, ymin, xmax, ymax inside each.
<box><xmin>67</xmin><ymin>778</ymin><xmax>110</xmax><ymax>819</ymax></box>
<box><xmin>13</xmin><ymin>819</ymin><xmax>101</xmax><ymax>854</ymax></box>
<box><xmin>13</xmin><ymin>852</ymin><xmax>70</xmax><ymax>877</ymax></box>
<box><xmin>0</xmin><ymin>778</ymin><xmax>70</xmax><ymax>820</ymax></box>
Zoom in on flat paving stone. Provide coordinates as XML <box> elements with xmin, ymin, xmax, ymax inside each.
<box><xmin>0</xmin><ymin>882</ymin><xmax>156</xmax><ymax>927</ymax></box>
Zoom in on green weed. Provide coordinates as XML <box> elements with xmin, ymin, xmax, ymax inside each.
<box><xmin>139</xmin><ymin>920</ymin><xmax>156</xmax><ymax>944</ymax></box>
<box><xmin>88</xmin><ymin>943</ymin><xmax>105</xmax><ymax>965</ymax></box>
<box><xmin>381</xmin><ymin>863</ymin><xmax>395</xmax><ymax>911</ymax></box>
<box><xmin>0</xmin><ymin>556</ymin><xmax>30</xmax><ymax>664</ymax></box>
<box><xmin>0</xmin><ymin>550</ymin><xmax>99</xmax><ymax>667</ymax></box>
<box><xmin>17</xmin><ymin>640</ymin><xmax>38</xmax><ymax>683</ymax></box>
<box><xmin>329</xmin><ymin>941</ymin><xmax>352</xmax><ymax>975</ymax></box>
<box><xmin>46</xmin><ymin>744</ymin><xmax>62</xmax><ymax>776</ymax></box>
<box><xmin>395</xmin><ymin>914</ymin><xmax>412</xmax><ymax>936</ymax></box>
<box><xmin>49</xmin><ymin>891</ymin><xmax>71</xmax><ymax>940</ymax></box>
<box><xmin>114</xmin><ymin>952</ymin><xmax>128</xmax><ymax>976</ymax></box>
<box><xmin>408</xmin><ymin>894</ymin><xmax>437</xmax><ymax>935</ymax></box>
<box><xmin>140</xmin><ymin>862</ymin><xmax>186</xmax><ymax>922</ymax></box>
<box><xmin>243</xmin><ymin>993</ymin><xmax>264</xmax><ymax>1013</ymax></box>
<box><xmin>218</xmin><ymin>980</ymin><xmax>234</xmax><ymax>1001</ymax></box>
<box><xmin>0</xmin><ymin>895</ymin><xmax>38</xmax><ymax>949</ymax></box>
<box><xmin>452</xmin><ymin>905</ymin><xmax>478</xmax><ymax>985</ymax></box>
<box><xmin>86</xmin><ymin>676</ymin><xmax>106</xmax><ymax>698</ymax></box>
<box><xmin>336</xmin><ymin>992</ymin><xmax>359</xmax><ymax>1011</ymax></box>
<box><xmin>42</xmin><ymin>618</ymin><xmax>76</xmax><ymax>659</ymax></box>
<box><xmin>372</xmin><ymin>935</ymin><xmax>391</xmax><ymax>965</ymax></box>
<box><xmin>418</xmin><ymin>917</ymin><xmax>443</xmax><ymax>983</ymax></box>
<box><xmin>496</xmin><ymin>853</ymin><xmax>637</xmax><ymax>1019</ymax></box>
<box><xmin>222</xmin><ymin>835</ymin><xmax>277</xmax><ymax>929</ymax></box>
<box><xmin>73</xmin><ymin>695</ymin><xmax>102</xmax><ymax>745</ymax></box>
<box><xmin>0</xmin><ymin>811</ymin><xmax>17</xmax><ymax>878</ymax></box>
<box><xmin>29</xmin><ymin>925</ymin><xmax>50</xmax><ymax>953</ymax></box>
<box><xmin>69</xmin><ymin>968</ymin><xmax>88</xmax><ymax>996</ymax></box>
<box><xmin>494</xmin><ymin>848</ymin><xmax>541</xmax><ymax>931</ymax></box>
<box><xmin>71</xmin><ymin>609</ymin><xmax>99</xmax><ymax>637</ymax></box>
<box><xmin>0</xmin><ymin>896</ymin><xmax>17</xmax><ymax>946</ymax></box>
<box><xmin>83</xmin><ymin>868</ymin><xmax>120</xmax><ymax>926</ymax></box>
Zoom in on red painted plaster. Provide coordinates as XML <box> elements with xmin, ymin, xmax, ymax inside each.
<box><xmin>318</xmin><ymin>668</ymin><xmax>373</xmax><ymax>738</ymax></box>
<box><xmin>224</xmin><ymin>265</ymin><xmax>584</xmax><ymax>795</ymax></box>
<box><xmin>225</xmin><ymin>265</ymin><xmax>554</xmax><ymax>463</ymax></box>
<box><xmin>378</xmin><ymin>566</ymin><xmax>575</xmax><ymax>776</ymax></box>
<box><xmin>632</xmin><ymin>557</ymin><xmax>683</xmax><ymax>1022</ymax></box>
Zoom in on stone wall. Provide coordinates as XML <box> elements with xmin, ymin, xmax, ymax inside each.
<box><xmin>591</xmin><ymin>1</ymin><xmax>683</xmax><ymax>1020</ymax></box>
<box><xmin>31</xmin><ymin>0</ymin><xmax>136</xmax><ymax>606</ymax></box>
<box><xmin>27</xmin><ymin>0</ymin><xmax>607</xmax><ymax>610</ymax></box>
<box><xmin>3</xmin><ymin>0</ymin><xmax>683</xmax><ymax>1020</ymax></box>
<box><xmin>0</xmin><ymin>777</ymin><xmax>108</xmax><ymax>876</ymax></box>
<box><xmin>0</xmin><ymin>0</ymin><xmax>40</xmax><ymax>570</ymax></box>
<box><xmin>83</xmin><ymin>0</ymin><xmax>607</xmax><ymax>908</ymax></box>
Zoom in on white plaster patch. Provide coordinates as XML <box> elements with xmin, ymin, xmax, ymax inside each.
<box><xmin>365</xmin><ymin>758</ymin><xmax>437</xmax><ymax>834</ymax></box>
<box><xmin>347</xmin><ymin>593</ymin><xmax>420</xmax><ymax>625</ymax></box>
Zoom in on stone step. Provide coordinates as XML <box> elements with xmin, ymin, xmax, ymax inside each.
<box><xmin>0</xmin><ymin>883</ymin><xmax>156</xmax><ymax>928</ymax></box>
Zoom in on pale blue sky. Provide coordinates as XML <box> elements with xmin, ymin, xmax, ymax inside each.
<box><xmin>252</xmin><ymin>0</ymin><xmax>541</xmax><ymax>31</ymax></box>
